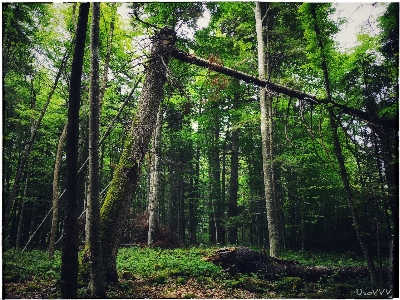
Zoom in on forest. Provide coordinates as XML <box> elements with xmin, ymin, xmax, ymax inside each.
<box><xmin>2</xmin><ymin>2</ymin><xmax>398</xmax><ymax>299</ymax></box>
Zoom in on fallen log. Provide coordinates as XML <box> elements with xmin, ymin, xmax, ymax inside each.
<box><xmin>170</xmin><ymin>48</ymin><xmax>397</xmax><ymax>131</ymax></box>
<box><xmin>203</xmin><ymin>247</ymin><xmax>375</xmax><ymax>282</ymax></box>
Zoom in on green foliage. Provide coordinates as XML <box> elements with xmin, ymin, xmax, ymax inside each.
<box><xmin>116</xmin><ymin>247</ymin><xmax>222</xmax><ymax>279</ymax></box>
<box><xmin>3</xmin><ymin>3</ymin><xmax>396</xmax><ymax>291</ymax></box>
<box><xmin>3</xmin><ymin>247</ymin><xmax>388</xmax><ymax>298</ymax></box>
<box><xmin>378</xmin><ymin>3</ymin><xmax>399</xmax><ymax>59</ymax></box>
<box><xmin>225</xmin><ymin>276</ymin><xmax>271</xmax><ymax>293</ymax></box>
<box><xmin>130</xmin><ymin>3</ymin><xmax>204</xmax><ymax>37</ymax></box>
<box><xmin>276</xmin><ymin>276</ymin><xmax>304</xmax><ymax>292</ymax></box>
<box><xmin>3</xmin><ymin>249</ymin><xmax>61</xmax><ymax>282</ymax></box>
<box><xmin>281</xmin><ymin>250</ymin><xmax>366</xmax><ymax>267</ymax></box>
<box><xmin>184</xmin><ymin>292</ymin><xmax>198</xmax><ymax>298</ymax></box>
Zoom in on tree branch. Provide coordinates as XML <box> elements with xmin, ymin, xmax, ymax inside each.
<box><xmin>170</xmin><ymin>48</ymin><xmax>397</xmax><ymax>131</ymax></box>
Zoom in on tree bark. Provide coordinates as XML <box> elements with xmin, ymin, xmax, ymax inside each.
<box><xmin>148</xmin><ymin>107</ymin><xmax>163</xmax><ymax>246</ymax></box>
<box><xmin>208</xmin><ymin>113</ymin><xmax>223</xmax><ymax>244</ymax></box>
<box><xmin>15</xmin><ymin>165</ymin><xmax>30</xmax><ymax>249</ymax></box>
<box><xmin>98</xmin><ymin>3</ymin><xmax>117</xmax><ymax>119</ymax></box>
<box><xmin>255</xmin><ymin>1</ymin><xmax>281</xmax><ymax>258</ymax></box>
<box><xmin>49</xmin><ymin>123</ymin><xmax>67</xmax><ymax>259</ymax></box>
<box><xmin>49</xmin><ymin>123</ymin><xmax>68</xmax><ymax>259</ymax></box>
<box><xmin>87</xmin><ymin>3</ymin><xmax>105</xmax><ymax>297</ymax></box>
<box><xmin>178</xmin><ymin>163</ymin><xmax>185</xmax><ymax>242</ymax></box>
<box><xmin>61</xmin><ymin>3</ymin><xmax>89</xmax><ymax>299</ymax></box>
<box><xmin>100</xmin><ymin>27</ymin><xmax>176</xmax><ymax>283</ymax></box>
<box><xmin>227</xmin><ymin>92</ymin><xmax>240</xmax><ymax>245</ymax></box>
<box><xmin>188</xmin><ymin>146</ymin><xmax>200</xmax><ymax>244</ymax></box>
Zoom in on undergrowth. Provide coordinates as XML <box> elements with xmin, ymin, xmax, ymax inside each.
<box><xmin>3</xmin><ymin>246</ymin><xmax>391</xmax><ymax>299</ymax></box>
<box><xmin>116</xmin><ymin>246</ymin><xmax>222</xmax><ymax>279</ymax></box>
<box><xmin>280</xmin><ymin>250</ymin><xmax>366</xmax><ymax>267</ymax></box>
<box><xmin>3</xmin><ymin>249</ymin><xmax>62</xmax><ymax>283</ymax></box>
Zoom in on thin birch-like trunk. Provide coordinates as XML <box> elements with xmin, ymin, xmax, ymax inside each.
<box><xmin>49</xmin><ymin>123</ymin><xmax>67</xmax><ymax>259</ymax></box>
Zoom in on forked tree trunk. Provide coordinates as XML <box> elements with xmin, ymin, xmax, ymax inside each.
<box><xmin>148</xmin><ymin>107</ymin><xmax>163</xmax><ymax>245</ymax></box>
<box><xmin>100</xmin><ymin>27</ymin><xmax>176</xmax><ymax>283</ymax></box>
<box><xmin>61</xmin><ymin>3</ymin><xmax>89</xmax><ymax>299</ymax></box>
<box><xmin>255</xmin><ymin>1</ymin><xmax>282</xmax><ymax>257</ymax></box>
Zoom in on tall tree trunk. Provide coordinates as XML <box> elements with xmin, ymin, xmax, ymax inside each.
<box><xmin>87</xmin><ymin>3</ymin><xmax>105</xmax><ymax>297</ymax></box>
<box><xmin>208</xmin><ymin>115</ymin><xmax>223</xmax><ymax>244</ymax></box>
<box><xmin>254</xmin><ymin>1</ymin><xmax>281</xmax><ymax>257</ymax></box>
<box><xmin>227</xmin><ymin>90</ymin><xmax>240</xmax><ymax>245</ymax></box>
<box><xmin>100</xmin><ymin>27</ymin><xmax>176</xmax><ymax>283</ymax></box>
<box><xmin>168</xmin><ymin>164</ymin><xmax>177</xmax><ymax>233</ymax></box>
<box><xmin>61</xmin><ymin>3</ymin><xmax>89</xmax><ymax>299</ymax></box>
<box><xmin>16</xmin><ymin>82</ymin><xmax>36</xmax><ymax>249</ymax></box>
<box><xmin>328</xmin><ymin>109</ymin><xmax>377</xmax><ymax>285</ymax></box>
<box><xmin>308</xmin><ymin>3</ymin><xmax>377</xmax><ymax>285</ymax></box>
<box><xmin>148</xmin><ymin>107</ymin><xmax>163</xmax><ymax>245</ymax></box>
<box><xmin>49</xmin><ymin>123</ymin><xmax>67</xmax><ymax>259</ymax></box>
<box><xmin>221</xmin><ymin>140</ymin><xmax>226</xmax><ymax>242</ymax></box>
<box><xmin>188</xmin><ymin>146</ymin><xmax>200</xmax><ymax>244</ymax></box>
<box><xmin>178</xmin><ymin>166</ymin><xmax>185</xmax><ymax>242</ymax></box>
<box><xmin>98</xmin><ymin>3</ymin><xmax>117</xmax><ymax>119</ymax></box>
<box><xmin>15</xmin><ymin>166</ymin><xmax>30</xmax><ymax>249</ymax></box>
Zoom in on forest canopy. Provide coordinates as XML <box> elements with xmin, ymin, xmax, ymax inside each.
<box><xmin>2</xmin><ymin>2</ymin><xmax>398</xmax><ymax>298</ymax></box>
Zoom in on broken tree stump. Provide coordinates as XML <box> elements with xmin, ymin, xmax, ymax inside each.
<box><xmin>203</xmin><ymin>247</ymin><xmax>373</xmax><ymax>282</ymax></box>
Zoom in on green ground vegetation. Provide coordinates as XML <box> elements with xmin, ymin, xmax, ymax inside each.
<box><xmin>3</xmin><ymin>246</ymin><xmax>391</xmax><ymax>299</ymax></box>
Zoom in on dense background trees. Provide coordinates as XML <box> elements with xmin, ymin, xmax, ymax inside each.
<box><xmin>3</xmin><ymin>1</ymin><xmax>397</xmax><ymax>294</ymax></box>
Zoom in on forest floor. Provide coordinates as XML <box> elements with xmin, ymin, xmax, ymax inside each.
<box><xmin>3</xmin><ymin>246</ymin><xmax>392</xmax><ymax>299</ymax></box>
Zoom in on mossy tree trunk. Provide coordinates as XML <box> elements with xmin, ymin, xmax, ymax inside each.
<box><xmin>99</xmin><ymin>27</ymin><xmax>176</xmax><ymax>283</ymax></box>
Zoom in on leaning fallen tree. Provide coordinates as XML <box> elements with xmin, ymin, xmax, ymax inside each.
<box><xmin>203</xmin><ymin>247</ymin><xmax>390</xmax><ymax>283</ymax></box>
<box><xmin>170</xmin><ymin>48</ymin><xmax>397</xmax><ymax>131</ymax></box>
